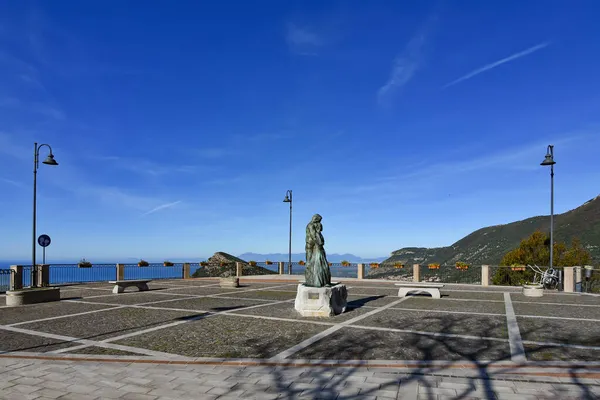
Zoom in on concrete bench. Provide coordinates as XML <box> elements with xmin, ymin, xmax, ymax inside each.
<box><xmin>109</xmin><ymin>279</ymin><xmax>152</xmax><ymax>294</ymax></box>
<box><xmin>395</xmin><ymin>282</ymin><xmax>444</xmax><ymax>299</ymax></box>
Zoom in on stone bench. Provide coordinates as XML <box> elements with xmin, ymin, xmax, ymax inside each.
<box><xmin>109</xmin><ymin>279</ymin><xmax>152</xmax><ymax>294</ymax></box>
<box><xmin>395</xmin><ymin>282</ymin><xmax>444</xmax><ymax>299</ymax></box>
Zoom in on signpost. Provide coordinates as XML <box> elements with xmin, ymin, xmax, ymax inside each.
<box><xmin>37</xmin><ymin>234</ymin><xmax>51</xmax><ymax>264</ymax></box>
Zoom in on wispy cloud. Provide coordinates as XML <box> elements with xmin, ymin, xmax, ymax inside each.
<box><xmin>94</xmin><ymin>155</ymin><xmax>203</xmax><ymax>176</ymax></box>
<box><xmin>377</xmin><ymin>16</ymin><xmax>437</xmax><ymax>105</ymax></box>
<box><xmin>0</xmin><ymin>177</ymin><xmax>27</xmax><ymax>189</ymax></box>
<box><xmin>142</xmin><ymin>200</ymin><xmax>182</xmax><ymax>216</ymax></box>
<box><xmin>443</xmin><ymin>42</ymin><xmax>550</xmax><ymax>88</ymax></box>
<box><xmin>285</xmin><ymin>23</ymin><xmax>327</xmax><ymax>56</ymax></box>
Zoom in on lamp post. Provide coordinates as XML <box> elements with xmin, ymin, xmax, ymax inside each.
<box><xmin>283</xmin><ymin>190</ymin><xmax>292</xmax><ymax>274</ymax></box>
<box><xmin>32</xmin><ymin>143</ymin><xmax>58</xmax><ymax>288</ymax></box>
<box><xmin>540</xmin><ymin>145</ymin><xmax>555</xmax><ymax>272</ymax></box>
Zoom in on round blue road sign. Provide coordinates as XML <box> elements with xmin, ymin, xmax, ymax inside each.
<box><xmin>38</xmin><ymin>234</ymin><xmax>51</xmax><ymax>247</ymax></box>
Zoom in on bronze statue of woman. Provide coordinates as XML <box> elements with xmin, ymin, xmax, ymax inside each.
<box><xmin>304</xmin><ymin>214</ymin><xmax>332</xmax><ymax>287</ymax></box>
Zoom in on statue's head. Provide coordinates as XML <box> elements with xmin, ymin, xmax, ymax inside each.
<box><xmin>311</xmin><ymin>214</ymin><xmax>322</xmax><ymax>223</ymax></box>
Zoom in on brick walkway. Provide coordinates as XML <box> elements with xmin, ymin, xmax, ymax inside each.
<box><xmin>1</xmin><ymin>356</ymin><xmax>599</xmax><ymax>399</ymax></box>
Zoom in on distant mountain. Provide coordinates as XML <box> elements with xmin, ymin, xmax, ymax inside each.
<box><xmin>237</xmin><ymin>252</ymin><xmax>387</xmax><ymax>263</ymax></box>
<box><xmin>379</xmin><ymin>195</ymin><xmax>600</xmax><ymax>269</ymax></box>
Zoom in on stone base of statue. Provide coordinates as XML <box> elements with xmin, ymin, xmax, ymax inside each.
<box><xmin>294</xmin><ymin>283</ymin><xmax>347</xmax><ymax>317</ymax></box>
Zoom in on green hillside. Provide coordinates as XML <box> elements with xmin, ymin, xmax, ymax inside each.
<box><xmin>379</xmin><ymin>195</ymin><xmax>600</xmax><ymax>269</ymax></box>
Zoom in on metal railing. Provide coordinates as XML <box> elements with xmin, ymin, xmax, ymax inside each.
<box><xmin>0</xmin><ymin>269</ymin><xmax>11</xmax><ymax>292</ymax></box>
<box><xmin>123</xmin><ymin>263</ymin><xmax>184</xmax><ymax>280</ymax></box>
<box><xmin>49</xmin><ymin>264</ymin><xmax>117</xmax><ymax>284</ymax></box>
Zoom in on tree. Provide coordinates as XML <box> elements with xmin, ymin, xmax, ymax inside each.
<box><xmin>493</xmin><ymin>231</ymin><xmax>591</xmax><ymax>286</ymax></box>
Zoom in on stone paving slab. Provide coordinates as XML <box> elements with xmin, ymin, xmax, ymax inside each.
<box><xmin>0</xmin><ymin>301</ymin><xmax>116</xmax><ymax>325</ymax></box>
<box><xmin>518</xmin><ymin>317</ymin><xmax>600</xmax><ymax>347</ymax></box>
<box><xmin>230</xmin><ymin>301</ymin><xmax>373</xmax><ymax>323</ymax></box>
<box><xmin>294</xmin><ymin>326</ymin><xmax>512</xmax><ymax>361</ymax></box>
<box><xmin>17</xmin><ymin>307</ymin><xmax>201</xmax><ymax>341</ymax></box>
<box><xmin>513</xmin><ymin>301</ymin><xmax>600</xmax><ymax>320</ymax></box>
<box><xmin>357</xmin><ymin>309</ymin><xmax>509</xmax><ymax>339</ymax></box>
<box><xmin>439</xmin><ymin>291</ymin><xmax>505</xmax><ymax>301</ymax></box>
<box><xmin>59</xmin><ymin>288</ymin><xmax>113</xmax><ymax>299</ymax></box>
<box><xmin>511</xmin><ymin>292</ymin><xmax>600</xmax><ymax>305</ymax></box>
<box><xmin>0</xmin><ymin>330</ymin><xmax>75</xmax><ymax>353</ymax></box>
<box><xmin>158</xmin><ymin>286</ymin><xmax>236</xmax><ymax>296</ymax></box>
<box><xmin>148</xmin><ymin>296</ymin><xmax>267</xmax><ymax>311</ymax></box>
<box><xmin>66</xmin><ymin>346</ymin><xmax>146</xmax><ymax>356</ymax></box>
<box><xmin>347</xmin><ymin>294</ymin><xmax>399</xmax><ymax>307</ymax></box>
<box><xmin>401</xmin><ymin>297</ymin><xmax>507</xmax><ymax>314</ymax></box>
<box><xmin>78</xmin><ymin>292</ymin><xmax>195</xmax><ymax>305</ymax></box>
<box><xmin>222</xmin><ymin>290</ymin><xmax>297</xmax><ymax>301</ymax></box>
<box><xmin>113</xmin><ymin>314</ymin><xmax>329</xmax><ymax>358</ymax></box>
<box><xmin>524</xmin><ymin>343</ymin><xmax>600</xmax><ymax>362</ymax></box>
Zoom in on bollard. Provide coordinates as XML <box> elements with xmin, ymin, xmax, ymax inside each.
<box><xmin>10</xmin><ymin>265</ymin><xmax>23</xmax><ymax>291</ymax></box>
<box><xmin>357</xmin><ymin>263</ymin><xmax>365</xmax><ymax>280</ymax></box>
<box><xmin>481</xmin><ymin>265</ymin><xmax>489</xmax><ymax>287</ymax></box>
<box><xmin>38</xmin><ymin>264</ymin><xmax>50</xmax><ymax>287</ymax></box>
<box><xmin>278</xmin><ymin>262</ymin><xmax>284</xmax><ymax>275</ymax></box>
<box><xmin>183</xmin><ymin>263</ymin><xmax>191</xmax><ymax>279</ymax></box>
<box><xmin>116</xmin><ymin>264</ymin><xmax>125</xmax><ymax>281</ymax></box>
<box><xmin>236</xmin><ymin>262</ymin><xmax>243</xmax><ymax>277</ymax></box>
<box><xmin>413</xmin><ymin>264</ymin><xmax>420</xmax><ymax>283</ymax></box>
<box><xmin>563</xmin><ymin>267</ymin><xmax>574</xmax><ymax>292</ymax></box>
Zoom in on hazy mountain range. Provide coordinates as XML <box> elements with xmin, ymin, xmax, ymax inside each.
<box><xmin>237</xmin><ymin>253</ymin><xmax>388</xmax><ymax>263</ymax></box>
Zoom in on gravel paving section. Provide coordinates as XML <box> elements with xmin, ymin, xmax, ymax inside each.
<box><xmin>160</xmin><ymin>286</ymin><xmax>238</xmax><ymax>296</ymax></box>
<box><xmin>358</xmin><ymin>309</ymin><xmax>509</xmax><ymax>339</ymax></box>
<box><xmin>229</xmin><ymin>301</ymin><xmax>373</xmax><ymax>323</ymax></box>
<box><xmin>439</xmin><ymin>291</ymin><xmax>505</xmax><ymax>301</ymax></box>
<box><xmin>66</xmin><ymin>346</ymin><xmax>146</xmax><ymax>356</ymax></box>
<box><xmin>151</xmin><ymin>296</ymin><xmax>267</xmax><ymax>312</ymax></box>
<box><xmin>77</xmin><ymin>292</ymin><xmax>194</xmax><ymax>305</ymax></box>
<box><xmin>295</xmin><ymin>326</ymin><xmax>512</xmax><ymax>361</ymax></box>
<box><xmin>400</xmin><ymin>297</ymin><xmax>507</xmax><ymax>314</ymax></box>
<box><xmin>0</xmin><ymin>330</ymin><xmax>76</xmax><ymax>353</ymax></box>
<box><xmin>524</xmin><ymin>344</ymin><xmax>600</xmax><ymax>361</ymax></box>
<box><xmin>346</xmin><ymin>294</ymin><xmax>398</xmax><ymax>307</ymax></box>
<box><xmin>513</xmin><ymin>302</ymin><xmax>600</xmax><ymax>320</ymax></box>
<box><xmin>218</xmin><ymin>290</ymin><xmax>296</xmax><ymax>301</ymax></box>
<box><xmin>59</xmin><ymin>288</ymin><xmax>112</xmax><ymax>299</ymax></box>
<box><xmin>518</xmin><ymin>317</ymin><xmax>600</xmax><ymax>347</ymax></box>
<box><xmin>511</xmin><ymin>292</ymin><xmax>600</xmax><ymax>305</ymax></box>
<box><xmin>114</xmin><ymin>314</ymin><xmax>329</xmax><ymax>358</ymax></box>
<box><xmin>0</xmin><ymin>301</ymin><xmax>116</xmax><ymax>325</ymax></box>
<box><xmin>17</xmin><ymin>307</ymin><xmax>202</xmax><ymax>341</ymax></box>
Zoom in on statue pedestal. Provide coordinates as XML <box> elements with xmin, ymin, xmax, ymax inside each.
<box><xmin>294</xmin><ymin>283</ymin><xmax>347</xmax><ymax>317</ymax></box>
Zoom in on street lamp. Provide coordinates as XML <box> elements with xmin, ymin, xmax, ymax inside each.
<box><xmin>283</xmin><ymin>190</ymin><xmax>292</xmax><ymax>274</ymax></box>
<box><xmin>32</xmin><ymin>142</ymin><xmax>58</xmax><ymax>287</ymax></box>
<box><xmin>540</xmin><ymin>145</ymin><xmax>555</xmax><ymax>271</ymax></box>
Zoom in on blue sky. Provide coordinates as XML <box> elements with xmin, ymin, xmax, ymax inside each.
<box><xmin>1</xmin><ymin>1</ymin><xmax>599</xmax><ymax>261</ymax></box>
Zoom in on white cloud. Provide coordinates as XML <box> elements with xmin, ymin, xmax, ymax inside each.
<box><xmin>142</xmin><ymin>200</ymin><xmax>182</xmax><ymax>216</ymax></box>
<box><xmin>286</xmin><ymin>23</ymin><xmax>323</xmax><ymax>47</ymax></box>
<box><xmin>443</xmin><ymin>42</ymin><xmax>550</xmax><ymax>88</ymax></box>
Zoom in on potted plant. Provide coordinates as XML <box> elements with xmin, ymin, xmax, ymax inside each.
<box><xmin>394</xmin><ymin>262</ymin><xmax>404</xmax><ymax>269</ymax></box>
<box><xmin>249</xmin><ymin>261</ymin><xmax>257</xmax><ymax>266</ymax></box>
<box><xmin>341</xmin><ymin>260</ymin><xmax>351</xmax><ymax>267</ymax></box>
<box><xmin>522</xmin><ymin>281</ymin><xmax>543</xmax><ymax>297</ymax></box>
<box><xmin>138</xmin><ymin>260</ymin><xmax>149</xmax><ymax>267</ymax></box>
<box><xmin>78</xmin><ymin>258</ymin><xmax>92</xmax><ymax>268</ymax></box>
<box><xmin>456</xmin><ymin>262</ymin><xmax>469</xmax><ymax>271</ymax></box>
<box><xmin>163</xmin><ymin>261</ymin><xmax>174</xmax><ymax>266</ymax></box>
<box><xmin>265</xmin><ymin>260</ymin><xmax>273</xmax><ymax>265</ymax></box>
<box><xmin>428</xmin><ymin>263</ymin><xmax>440</xmax><ymax>270</ymax></box>
<box><xmin>298</xmin><ymin>260</ymin><xmax>305</xmax><ymax>266</ymax></box>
